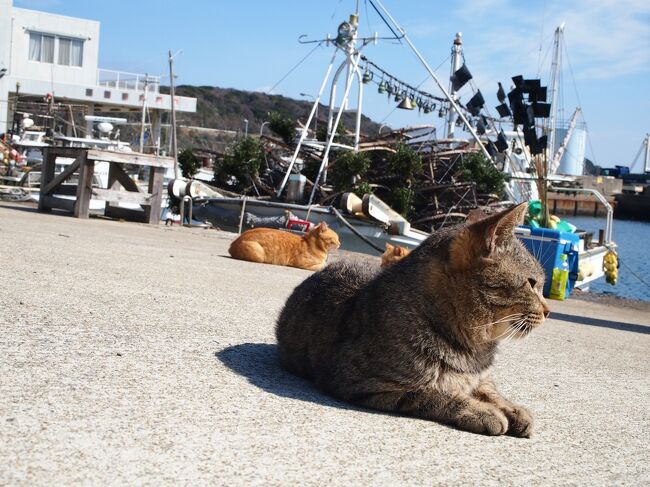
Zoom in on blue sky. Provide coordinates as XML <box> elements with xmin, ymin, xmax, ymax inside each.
<box><xmin>15</xmin><ymin>0</ymin><xmax>650</xmax><ymax>168</ymax></box>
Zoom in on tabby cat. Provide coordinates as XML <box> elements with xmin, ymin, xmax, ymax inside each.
<box><xmin>276</xmin><ymin>203</ymin><xmax>549</xmax><ymax>436</ymax></box>
<box><xmin>380</xmin><ymin>243</ymin><xmax>411</xmax><ymax>268</ymax></box>
<box><xmin>228</xmin><ymin>222</ymin><xmax>340</xmax><ymax>271</ymax></box>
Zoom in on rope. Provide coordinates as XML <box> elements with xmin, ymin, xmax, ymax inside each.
<box><xmin>621</xmin><ymin>259</ymin><xmax>650</xmax><ymax>288</ymax></box>
<box><xmin>267</xmin><ymin>42</ymin><xmax>322</xmax><ymax>95</ymax></box>
<box><xmin>329</xmin><ymin>206</ymin><xmax>384</xmax><ymax>254</ymax></box>
<box><xmin>366</xmin><ymin>0</ymin><xmax>401</xmax><ymax>41</ymax></box>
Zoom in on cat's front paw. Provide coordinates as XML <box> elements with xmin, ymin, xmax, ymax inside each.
<box><xmin>504</xmin><ymin>406</ymin><xmax>534</xmax><ymax>438</ymax></box>
<box><xmin>457</xmin><ymin>405</ymin><xmax>509</xmax><ymax>436</ymax></box>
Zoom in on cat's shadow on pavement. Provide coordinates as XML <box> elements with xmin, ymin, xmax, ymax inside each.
<box><xmin>215</xmin><ymin>343</ymin><xmax>357</xmax><ymax>410</ymax></box>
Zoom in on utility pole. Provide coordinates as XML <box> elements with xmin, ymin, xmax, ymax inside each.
<box><xmin>168</xmin><ymin>50</ymin><xmax>181</xmax><ymax>178</ymax></box>
<box><xmin>139</xmin><ymin>74</ymin><xmax>148</xmax><ymax>153</ymax></box>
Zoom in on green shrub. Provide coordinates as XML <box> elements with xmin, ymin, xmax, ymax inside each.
<box><xmin>268</xmin><ymin>111</ymin><xmax>296</xmax><ymax>145</ymax></box>
<box><xmin>388</xmin><ymin>143</ymin><xmax>422</xmax><ymax>181</ymax></box>
<box><xmin>330</xmin><ymin>151</ymin><xmax>371</xmax><ymax>192</ymax></box>
<box><xmin>389</xmin><ymin>186</ymin><xmax>416</xmax><ymax>218</ymax></box>
<box><xmin>214</xmin><ymin>136</ymin><xmax>263</xmax><ymax>192</ymax></box>
<box><xmin>316</xmin><ymin>120</ymin><xmax>347</xmax><ymax>142</ymax></box>
<box><xmin>178</xmin><ymin>148</ymin><xmax>201</xmax><ymax>178</ymax></box>
<box><xmin>455</xmin><ymin>151</ymin><xmax>505</xmax><ymax>196</ymax></box>
<box><xmin>354</xmin><ymin>181</ymin><xmax>373</xmax><ymax>197</ymax></box>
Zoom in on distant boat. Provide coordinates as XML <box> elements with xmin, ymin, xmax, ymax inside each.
<box><xmin>612</xmin><ymin>134</ymin><xmax>650</xmax><ymax>221</ymax></box>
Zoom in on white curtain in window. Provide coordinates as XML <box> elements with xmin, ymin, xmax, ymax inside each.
<box><xmin>70</xmin><ymin>39</ymin><xmax>83</xmax><ymax>67</ymax></box>
<box><xmin>29</xmin><ymin>33</ymin><xmax>41</xmax><ymax>61</ymax></box>
<box><xmin>58</xmin><ymin>38</ymin><xmax>71</xmax><ymax>65</ymax></box>
<box><xmin>42</xmin><ymin>35</ymin><xmax>54</xmax><ymax>63</ymax></box>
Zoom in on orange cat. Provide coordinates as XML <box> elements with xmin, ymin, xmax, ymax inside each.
<box><xmin>228</xmin><ymin>222</ymin><xmax>340</xmax><ymax>271</ymax></box>
<box><xmin>380</xmin><ymin>243</ymin><xmax>411</xmax><ymax>268</ymax></box>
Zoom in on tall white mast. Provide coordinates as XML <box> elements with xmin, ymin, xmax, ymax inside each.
<box><xmin>643</xmin><ymin>134</ymin><xmax>650</xmax><ymax>173</ymax></box>
<box><xmin>546</xmin><ymin>23</ymin><xmax>565</xmax><ymax>164</ymax></box>
<box><xmin>445</xmin><ymin>33</ymin><xmax>463</xmax><ymax>139</ymax></box>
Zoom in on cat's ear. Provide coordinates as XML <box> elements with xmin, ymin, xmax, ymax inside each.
<box><xmin>449</xmin><ymin>203</ymin><xmax>527</xmax><ymax>269</ymax></box>
<box><xmin>486</xmin><ymin>202</ymin><xmax>527</xmax><ymax>248</ymax></box>
<box><xmin>395</xmin><ymin>246</ymin><xmax>405</xmax><ymax>256</ymax></box>
<box><xmin>385</xmin><ymin>243</ymin><xmax>394</xmax><ymax>251</ymax></box>
<box><xmin>318</xmin><ymin>221</ymin><xmax>329</xmax><ymax>231</ymax></box>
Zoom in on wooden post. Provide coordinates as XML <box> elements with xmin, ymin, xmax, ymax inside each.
<box><xmin>145</xmin><ymin>166</ymin><xmax>165</xmax><ymax>224</ymax></box>
<box><xmin>73</xmin><ymin>151</ymin><xmax>93</xmax><ymax>218</ymax></box>
<box><xmin>38</xmin><ymin>148</ymin><xmax>57</xmax><ymax>213</ymax></box>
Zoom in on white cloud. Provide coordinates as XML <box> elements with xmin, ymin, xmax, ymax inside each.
<box><xmin>453</xmin><ymin>0</ymin><xmax>650</xmax><ymax>82</ymax></box>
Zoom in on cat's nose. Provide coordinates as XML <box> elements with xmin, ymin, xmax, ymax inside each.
<box><xmin>540</xmin><ymin>298</ymin><xmax>550</xmax><ymax>319</ymax></box>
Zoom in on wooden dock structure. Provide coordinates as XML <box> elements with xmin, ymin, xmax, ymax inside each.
<box><xmin>547</xmin><ymin>191</ymin><xmax>616</xmax><ymax>217</ymax></box>
<box><xmin>38</xmin><ymin>147</ymin><xmax>173</xmax><ymax>224</ymax></box>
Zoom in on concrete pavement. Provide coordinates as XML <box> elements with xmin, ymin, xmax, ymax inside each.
<box><xmin>1</xmin><ymin>202</ymin><xmax>649</xmax><ymax>486</ymax></box>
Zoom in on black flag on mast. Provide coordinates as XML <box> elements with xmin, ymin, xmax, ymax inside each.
<box><xmin>451</xmin><ymin>64</ymin><xmax>472</xmax><ymax>92</ymax></box>
<box><xmin>497</xmin><ymin>82</ymin><xmax>506</xmax><ymax>103</ymax></box>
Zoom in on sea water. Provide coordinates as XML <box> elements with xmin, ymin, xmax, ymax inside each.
<box><xmin>568</xmin><ymin>216</ymin><xmax>650</xmax><ymax>302</ymax></box>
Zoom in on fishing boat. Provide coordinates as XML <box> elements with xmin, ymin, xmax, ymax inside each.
<box><xmin>613</xmin><ymin>134</ymin><xmax>650</xmax><ymax>221</ymax></box>
<box><xmin>7</xmin><ymin>117</ymin><xmax>140</xmax><ymax>212</ymax></box>
<box><xmin>192</xmin><ymin>193</ymin><xmax>429</xmax><ymax>254</ymax></box>
<box><xmin>175</xmin><ymin>2</ymin><xmax>617</xmax><ymax>293</ymax></box>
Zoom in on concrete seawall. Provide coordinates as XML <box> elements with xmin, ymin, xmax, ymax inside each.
<box><xmin>1</xmin><ymin>202</ymin><xmax>648</xmax><ymax>486</ymax></box>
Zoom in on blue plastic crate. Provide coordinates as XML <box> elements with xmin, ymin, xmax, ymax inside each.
<box><xmin>515</xmin><ymin>226</ymin><xmax>580</xmax><ymax>299</ymax></box>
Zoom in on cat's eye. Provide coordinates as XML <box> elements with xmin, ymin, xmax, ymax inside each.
<box><xmin>528</xmin><ymin>278</ymin><xmax>537</xmax><ymax>288</ymax></box>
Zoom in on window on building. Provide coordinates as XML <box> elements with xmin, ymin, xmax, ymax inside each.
<box><xmin>58</xmin><ymin>37</ymin><xmax>83</xmax><ymax>67</ymax></box>
<box><xmin>29</xmin><ymin>32</ymin><xmax>55</xmax><ymax>63</ymax></box>
<box><xmin>28</xmin><ymin>32</ymin><xmax>84</xmax><ymax>67</ymax></box>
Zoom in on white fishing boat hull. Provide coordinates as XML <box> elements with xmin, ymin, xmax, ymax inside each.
<box><xmin>192</xmin><ymin>197</ymin><xmax>429</xmax><ymax>255</ymax></box>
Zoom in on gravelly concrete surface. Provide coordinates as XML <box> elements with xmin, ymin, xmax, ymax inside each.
<box><xmin>1</xmin><ymin>202</ymin><xmax>649</xmax><ymax>486</ymax></box>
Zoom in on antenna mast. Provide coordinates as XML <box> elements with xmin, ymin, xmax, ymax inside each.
<box><xmin>445</xmin><ymin>33</ymin><xmax>463</xmax><ymax>139</ymax></box>
<box><xmin>546</xmin><ymin>23</ymin><xmax>565</xmax><ymax>163</ymax></box>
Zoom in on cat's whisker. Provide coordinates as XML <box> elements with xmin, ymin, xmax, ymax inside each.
<box><xmin>472</xmin><ymin>313</ymin><xmax>524</xmax><ymax>329</ymax></box>
<box><xmin>506</xmin><ymin>318</ymin><xmax>529</xmax><ymax>341</ymax></box>
<box><xmin>502</xmin><ymin>321</ymin><xmax>524</xmax><ymax>343</ymax></box>
<box><xmin>491</xmin><ymin>319</ymin><xmax>525</xmax><ymax>342</ymax></box>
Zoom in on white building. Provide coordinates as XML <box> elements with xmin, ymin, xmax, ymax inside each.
<box><xmin>0</xmin><ymin>0</ymin><xmax>196</xmax><ymax>150</ymax></box>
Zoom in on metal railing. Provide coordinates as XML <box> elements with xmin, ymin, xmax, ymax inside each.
<box><xmin>96</xmin><ymin>69</ymin><xmax>161</xmax><ymax>93</ymax></box>
<box><xmin>549</xmin><ymin>186</ymin><xmax>613</xmax><ymax>243</ymax></box>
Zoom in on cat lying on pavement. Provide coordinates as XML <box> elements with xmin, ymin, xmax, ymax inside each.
<box><xmin>229</xmin><ymin>222</ymin><xmax>340</xmax><ymax>271</ymax></box>
<box><xmin>276</xmin><ymin>203</ymin><xmax>549</xmax><ymax>437</ymax></box>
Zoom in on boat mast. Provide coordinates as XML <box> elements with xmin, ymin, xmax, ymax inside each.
<box><xmin>644</xmin><ymin>133</ymin><xmax>650</xmax><ymax>174</ymax></box>
<box><xmin>275</xmin><ymin>50</ymin><xmax>339</xmax><ymax>198</ymax></box>
<box><xmin>546</xmin><ymin>23</ymin><xmax>565</xmax><ymax>164</ymax></box>
<box><xmin>445</xmin><ymin>33</ymin><xmax>463</xmax><ymax>139</ymax></box>
<box><xmin>325</xmin><ymin>14</ymin><xmax>364</xmax><ymax>153</ymax></box>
